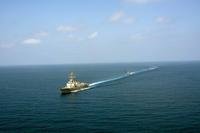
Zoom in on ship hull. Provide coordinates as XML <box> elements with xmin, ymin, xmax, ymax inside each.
<box><xmin>60</xmin><ymin>85</ymin><xmax>89</xmax><ymax>95</ymax></box>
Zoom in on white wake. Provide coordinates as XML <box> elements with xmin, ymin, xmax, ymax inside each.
<box><xmin>71</xmin><ymin>66</ymin><xmax>159</xmax><ymax>93</ymax></box>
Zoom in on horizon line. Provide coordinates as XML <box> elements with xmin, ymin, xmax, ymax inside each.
<box><xmin>0</xmin><ymin>60</ymin><xmax>200</xmax><ymax>67</ymax></box>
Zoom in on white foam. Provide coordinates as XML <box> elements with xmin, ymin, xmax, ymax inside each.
<box><xmin>71</xmin><ymin>66</ymin><xmax>159</xmax><ymax>93</ymax></box>
<box><xmin>90</xmin><ymin>66</ymin><xmax>159</xmax><ymax>87</ymax></box>
<box><xmin>71</xmin><ymin>86</ymin><xmax>92</xmax><ymax>93</ymax></box>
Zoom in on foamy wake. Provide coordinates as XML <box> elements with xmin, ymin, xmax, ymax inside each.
<box><xmin>71</xmin><ymin>66</ymin><xmax>159</xmax><ymax>93</ymax></box>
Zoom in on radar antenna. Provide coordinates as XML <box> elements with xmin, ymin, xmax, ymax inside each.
<box><xmin>68</xmin><ymin>72</ymin><xmax>76</xmax><ymax>80</ymax></box>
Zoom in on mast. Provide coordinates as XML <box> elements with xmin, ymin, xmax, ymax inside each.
<box><xmin>68</xmin><ymin>72</ymin><xmax>76</xmax><ymax>81</ymax></box>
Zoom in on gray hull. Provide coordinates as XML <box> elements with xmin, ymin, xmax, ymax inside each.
<box><xmin>60</xmin><ymin>85</ymin><xmax>89</xmax><ymax>94</ymax></box>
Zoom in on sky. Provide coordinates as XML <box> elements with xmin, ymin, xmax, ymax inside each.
<box><xmin>0</xmin><ymin>0</ymin><xmax>200</xmax><ymax>65</ymax></box>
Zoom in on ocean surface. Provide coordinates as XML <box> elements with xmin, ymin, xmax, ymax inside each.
<box><xmin>0</xmin><ymin>62</ymin><xmax>200</xmax><ymax>133</ymax></box>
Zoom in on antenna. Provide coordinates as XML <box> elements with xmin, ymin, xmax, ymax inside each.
<box><xmin>68</xmin><ymin>72</ymin><xmax>76</xmax><ymax>80</ymax></box>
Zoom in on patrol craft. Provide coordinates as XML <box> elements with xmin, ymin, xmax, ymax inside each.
<box><xmin>60</xmin><ymin>72</ymin><xmax>89</xmax><ymax>94</ymax></box>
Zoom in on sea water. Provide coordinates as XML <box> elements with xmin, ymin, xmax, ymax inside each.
<box><xmin>0</xmin><ymin>62</ymin><xmax>200</xmax><ymax>133</ymax></box>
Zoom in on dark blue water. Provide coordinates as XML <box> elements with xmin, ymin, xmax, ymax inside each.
<box><xmin>0</xmin><ymin>62</ymin><xmax>200</xmax><ymax>133</ymax></box>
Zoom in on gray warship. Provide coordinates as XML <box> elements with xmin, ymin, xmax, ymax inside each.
<box><xmin>60</xmin><ymin>72</ymin><xmax>89</xmax><ymax>94</ymax></box>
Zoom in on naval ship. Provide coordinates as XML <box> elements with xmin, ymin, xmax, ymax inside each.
<box><xmin>60</xmin><ymin>72</ymin><xmax>89</xmax><ymax>94</ymax></box>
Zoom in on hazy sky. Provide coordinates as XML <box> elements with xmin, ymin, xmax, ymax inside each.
<box><xmin>0</xmin><ymin>0</ymin><xmax>200</xmax><ymax>65</ymax></box>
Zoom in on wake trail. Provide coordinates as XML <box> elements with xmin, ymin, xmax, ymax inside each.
<box><xmin>71</xmin><ymin>66</ymin><xmax>159</xmax><ymax>93</ymax></box>
<box><xmin>90</xmin><ymin>66</ymin><xmax>158</xmax><ymax>87</ymax></box>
